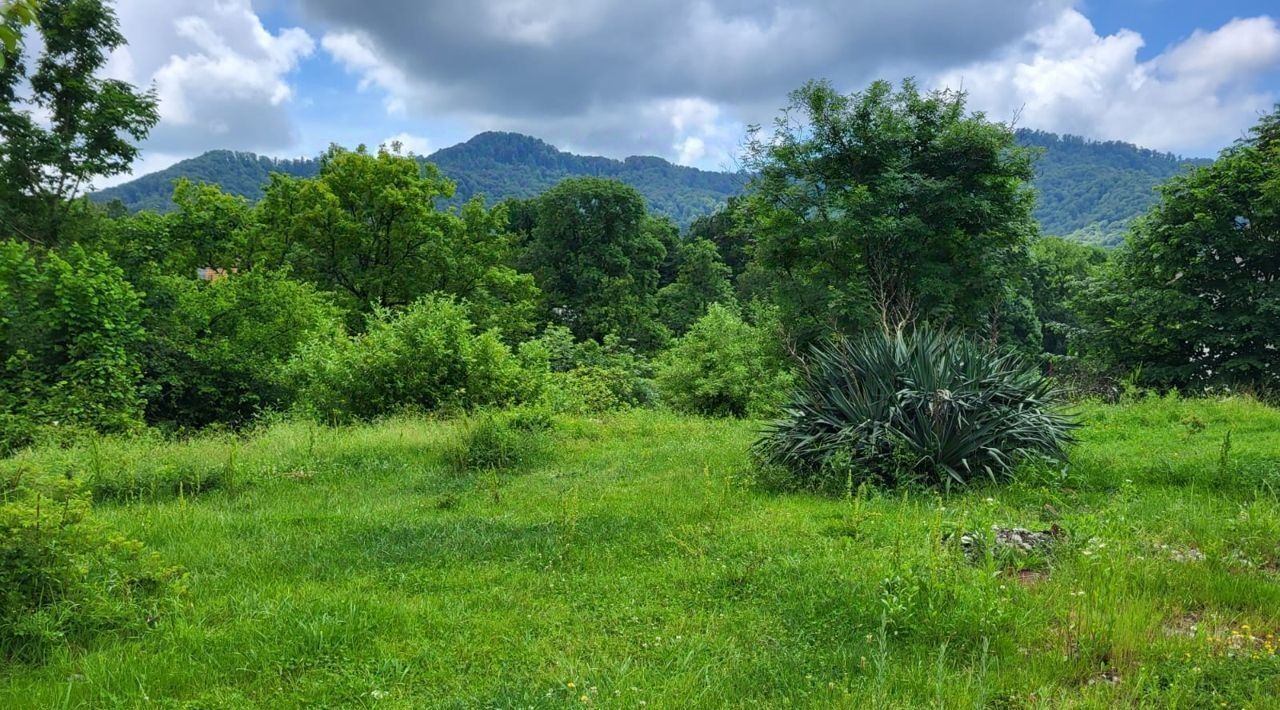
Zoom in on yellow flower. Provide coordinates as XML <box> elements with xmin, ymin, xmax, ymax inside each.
<box><xmin>567</xmin><ymin>682</ymin><xmax>576</xmax><ymax>689</ymax></box>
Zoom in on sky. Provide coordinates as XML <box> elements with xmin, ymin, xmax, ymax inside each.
<box><xmin>93</xmin><ymin>0</ymin><xmax>1280</xmax><ymax>186</ymax></box>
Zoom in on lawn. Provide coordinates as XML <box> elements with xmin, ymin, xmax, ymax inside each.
<box><xmin>3</xmin><ymin>396</ymin><xmax>1280</xmax><ymax>707</ymax></box>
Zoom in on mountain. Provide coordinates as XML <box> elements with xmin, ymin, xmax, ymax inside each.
<box><xmin>92</xmin><ymin>130</ymin><xmax>1210</xmax><ymax>240</ymax></box>
<box><xmin>1016</xmin><ymin>129</ymin><xmax>1211</xmax><ymax>246</ymax></box>
<box><xmin>94</xmin><ymin>151</ymin><xmax>321</xmax><ymax>213</ymax></box>
<box><xmin>92</xmin><ymin>132</ymin><xmax>745</xmax><ymax>226</ymax></box>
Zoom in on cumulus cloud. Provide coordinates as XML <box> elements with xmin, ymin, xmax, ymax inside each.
<box><xmin>302</xmin><ymin>0</ymin><xmax>1072</xmax><ymax>166</ymax></box>
<box><xmin>936</xmin><ymin>11</ymin><xmax>1280</xmax><ymax>155</ymax></box>
<box><xmin>105</xmin><ymin>0</ymin><xmax>314</xmax><ymax>157</ymax></box>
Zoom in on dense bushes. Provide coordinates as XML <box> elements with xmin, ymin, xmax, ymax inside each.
<box><xmin>1</xmin><ymin>468</ymin><xmax>179</xmax><ymax>660</ymax></box>
<box><xmin>656</xmin><ymin>304</ymin><xmax>792</xmax><ymax>417</ymax></box>
<box><xmin>141</xmin><ymin>270</ymin><xmax>342</xmax><ymax>429</ymax></box>
<box><xmin>522</xmin><ymin>326</ymin><xmax>657</xmax><ymax>414</ymax></box>
<box><xmin>0</xmin><ymin>242</ymin><xmax>146</xmax><ymax>453</ymax></box>
<box><xmin>287</xmin><ymin>296</ymin><xmax>530</xmax><ymax>422</ymax></box>
<box><xmin>755</xmin><ymin>327</ymin><xmax>1075</xmax><ymax>490</ymax></box>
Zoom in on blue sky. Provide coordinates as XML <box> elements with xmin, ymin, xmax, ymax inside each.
<box><xmin>100</xmin><ymin>0</ymin><xmax>1280</xmax><ymax>184</ymax></box>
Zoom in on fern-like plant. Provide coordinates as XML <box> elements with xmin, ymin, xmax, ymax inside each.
<box><xmin>755</xmin><ymin>327</ymin><xmax>1076</xmax><ymax>489</ymax></box>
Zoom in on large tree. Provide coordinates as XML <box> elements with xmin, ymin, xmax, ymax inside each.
<box><xmin>256</xmin><ymin>145</ymin><xmax>538</xmax><ymax>334</ymax></box>
<box><xmin>743</xmin><ymin>79</ymin><xmax>1038</xmax><ymax>348</ymax></box>
<box><xmin>1076</xmin><ymin>108</ymin><xmax>1280</xmax><ymax>390</ymax></box>
<box><xmin>524</xmin><ymin>177</ymin><xmax>668</xmax><ymax>349</ymax></box>
<box><xmin>0</xmin><ymin>0</ymin><xmax>158</xmax><ymax>245</ymax></box>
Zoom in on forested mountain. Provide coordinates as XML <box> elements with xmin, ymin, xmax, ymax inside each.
<box><xmin>1017</xmin><ymin>129</ymin><xmax>1210</xmax><ymax>245</ymax></box>
<box><xmin>93</xmin><ymin>151</ymin><xmax>321</xmax><ymax>213</ymax></box>
<box><xmin>92</xmin><ymin>132</ymin><xmax>745</xmax><ymax>226</ymax></box>
<box><xmin>93</xmin><ymin>129</ymin><xmax>1206</xmax><ymax>239</ymax></box>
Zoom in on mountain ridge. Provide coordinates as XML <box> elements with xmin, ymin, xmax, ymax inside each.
<box><xmin>92</xmin><ymin>129</ymin><xmax>1208</xmax><ymax>240</ymax></box>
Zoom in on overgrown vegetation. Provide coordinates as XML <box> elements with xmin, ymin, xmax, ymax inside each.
<box><xmin>3</xmin><ymin>1</ymin><xmax>1279</xmax><ymax>702</ymax></box>
<box><xmin>0</xmin><ymin>398</ymin><xmax>1276</xmax><ymax>705</ymax></box>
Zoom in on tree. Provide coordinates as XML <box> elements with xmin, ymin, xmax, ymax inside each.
<box><xmin>1028</xmin><ymin>237</ymin><xmax>1108</xmax><ymax>355</ymax></box>
<box><xmin>1076</xmin><ymin>108</ymin><xmax>1280</xmax><ymax>390</ymax></box>
<box><xmin>657</xmin><ymin>238</ymin><xmax>735</xmax><ymax>334</ymax></box>
<box><xmin>0</xmin><ymin>0</ymin><xmax>39</xmax><ymax>70</ymax></box>
<box><xmin>656</xmin><ymin>303</ymin><xmax>793</xmax><ymax>418</ymax></box>
<box><xmin>257</xmin><ymin>145</ymin><xmax>538</xmax><ymax>332</ymax></box>
<box><xmin>0</xmin><ymin>240</ymin><xmax>145</xmax><ymax>451</ymax></box>
<box><xmin>743</xmin><ymin>79</ymin><xmax>1038</xmax><ymax>347</ymax></box>
<box><xmin>685</xmin><ymin>195</ymin><xmax>755</xmax><ymax>278</ymax></box>
<box><xmin>0</xmin><ymin>0</ymin><xmax>158</xmax><ymax>245</ymax></box>
<box><xmin>140</xmin><ymin>270</ymin><xmax>342</xmax><ymax>429</ymax></box>
<box><xmin>524</xmin><ymin>177</ymin><xmax>668</xmax><ymax>349</ymax></box>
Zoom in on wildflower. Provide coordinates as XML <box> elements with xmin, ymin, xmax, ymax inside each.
<box><xmin>567</xmin><ymin>682</ymin><xmax>576</xmax><ymax>689</ymax></box>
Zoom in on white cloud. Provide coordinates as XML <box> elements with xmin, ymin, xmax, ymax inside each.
<box><xmin>936</xmin><ymin>11</ymin><xmax>1280</xmax><ymax>155</ymax></box>
<box><xmin>322</xmin><ymin>31</ymin><xmax>413</xmax><ymax>116</ymax></box>
<box><xmin>105</xmin><ymin>0</ymin><xmax>314</xmax><ymax>157</ymax></box>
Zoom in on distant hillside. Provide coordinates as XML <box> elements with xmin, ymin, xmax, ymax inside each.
<box><xmin>1017</xmin><ymin>129</ymin><xmax>1210</xmax><ymax>246</ymax></box>
<box><xmin>93</xmin><ymin>129</ymin><xmax>1210</xmax><ymax>241</ymax></box>
<box><xmin>93</xmin><ymin>132</ymin><xmax>745</xmax><ymax>227</ymax></box>
<box><xmin>94</xmin><ymin>151</ymin><xmax>321</xmax><ymax>213</ymax></box>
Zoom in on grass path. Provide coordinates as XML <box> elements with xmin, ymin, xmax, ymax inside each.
<box><xmin>3</xmin><ymin>397</ymin><xmax>1280</xmax><ymax>707</ymax></box>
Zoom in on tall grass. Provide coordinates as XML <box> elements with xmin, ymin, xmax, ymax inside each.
<box><xmin>0</xmin><ymin>397</ymin><xmax>1278</xmax><ymax>706</ymax></box>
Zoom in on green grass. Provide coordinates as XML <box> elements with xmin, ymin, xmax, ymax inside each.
<box><xmin>3</xmin><ymin>395</ymin><xmax>1280</xmax><ymax>707</ymax></box>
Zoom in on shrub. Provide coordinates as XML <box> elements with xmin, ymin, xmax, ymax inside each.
<box><xmin>0</xmin><ymin>242</ymin><xmax>145</xmax><ymax>454</ymax></box>
<box><xmin>755</xmin><ymin>326</ymin><xmax>1076</xmax><ymax>490</ymax></box>
<box><xmin>656</xmin><ymin>304</ymin><xmax>793</xmax><ymax>417</ymax></box>
<box><xmin>0</xmin><ymin>468</ymin><xmax>180</xmax><ymax>660</ymax></box>
<box><xmin>141</xmin><ymin>270</ymin><xmax>343</xmax><ymax>429</ymax></box>
<box><xmin>287</xmin><ymin>295</ymin><xmax>529</xmax><ymax>423</ymax></box>
<box><xmin>523</xmin><ymin>326</ymin><xmax>656</xmax><ymax>414</ymax></box>
<box><xmin>446</xmin><ymin>406</ymin><xmax>555</xmax><ymax>472</ymax></box>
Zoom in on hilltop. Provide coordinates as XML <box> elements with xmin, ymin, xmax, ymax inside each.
<box><xmin>92</xmin><ymin>129</ymin><xmax>1208</xmax><ymax>240</ymax></box>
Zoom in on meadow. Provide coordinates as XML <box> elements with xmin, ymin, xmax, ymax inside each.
<box><xmin>3</xmin><ymin>395</ymin><xmax>1279</xmax><ymax>708</ymax></box>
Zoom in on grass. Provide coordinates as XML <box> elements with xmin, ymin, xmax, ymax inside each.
<box><xmin>2</xmin><ymin>395</ymin><xmax>1280</xmax><ymax>707</ymax></box>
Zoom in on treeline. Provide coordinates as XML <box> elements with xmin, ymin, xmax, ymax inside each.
<box><xmin>91</xmin><ymin>131</ymin><xmax>745</xmax><ymax>227</ymax></box>
<box><xmin>3</xmin><ymin>1</ymin><xmax>1278</xmax><ymax>455</ymax></box>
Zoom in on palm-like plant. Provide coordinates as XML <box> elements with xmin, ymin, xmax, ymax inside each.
<box><xmin>755</xmin><ymin>327</ymin><xmax>1076</xmax><ymax>489</ymax></box>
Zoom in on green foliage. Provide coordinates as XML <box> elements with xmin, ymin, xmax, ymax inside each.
<box><xmin>1028</xmin><ymin>236</ymin><xmax>1109</xmax><ymax>355</ymax></box>
<box><xmin>92</xmin><ymin>132</ymin><xmax>743</xmax><ymax>226</ymax></box>
<box><xmin>656</xmin><ymin>238</ymin><xmax>736</xmax><ymax>334</ymax></box>
<box><xmin>1076</xmin><ymin>108</ymin><xmax>1280</xmax><ymax>391</ymax></box>
<box><xmin>744</xmin><ymin>79</ymin><xmax>1039</xmax><ymax>347</ymax></box>
<box><xmin>287</xmin><ymin>296</ymin><xmax>528</xmax><ymax>423</ymax></box>
<box><xmin>656</xmin><ymin>304</ymin><xmax>792</xmax><ymax>417</ymax></box>
<box><xmin>253</xmin><ymin>145</ymin><xmax>539</xmax><ymax>331</ymax></box>
<box><xmin>446</xmin><ymin>406</ymin><xmax>555</xmax><ymax>472</ymax></box>
<box><xmin>756</xmin><ymin>326</ymin><xmax>1075</xmax><ymax>490</ymax></box>
<box><xmin>1017</xmin><ymin>129</ymin><xmax>1209</xmax><ymax>245</ymax></box>
<box><xmin>0</xmin><ymin>241</ymin><xmax>144</xmax><ymax>453</ymax></box>
<box><xmin>1</xmin><ymin>467</ymin><xmax>179</xmax><ymax>660</ymax></box>
<box><xmin>0</xmin><ymin>0</ymin><xmax>158</xmax><ymax>246</ymax></box>
<box><xmin>524</xmin><ymin>177</ymin><xmax>669</xmax><ymax>349</ymax></box>
<box><xmin>522</xmin><ymin>325</ymin><xmax>657</xmax><ymax>414</ymax></box>
<box><xmin>140</xmin><ymin>270</ymin><xmax>343</xmax><ymax>429</ymax></box>
<box><xmin>0</xmin><ymin>0</ymin><xmax>39</xmax><ymax>69</ymax></box>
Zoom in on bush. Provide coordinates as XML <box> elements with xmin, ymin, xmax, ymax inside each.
<box><xmin>0</xmin><ymin>242</ymin><xmax>145</xmax><ymax>454</ymax></box>
<box><xmin>141</xmin><ymin>270</ymin><xmax>343</xmax><ymax>429</ymax></box>
<box><xmin>755</xmin><ymin>326</ymin><xmax>1076</xmax><ymax>490</ymax></box>
<box><xmin>446</xmin><ymin>406</ymin><xmax>555</xmax><ymax>472</ymax></box>
<box><xmin>656</xmin><ymin>304</ymin><xmax>793</xmax><ymax>417</ymax></box>
<box><xmin>523</xmin><ymin>326</ymin><xmax>657</xmax><ymax>414</ymax></box>
<box><xmin>0</xmin><ymin>468</ymin><xmax>180</xmax><ymax>660</ymax></box>
<box><xmin>287</xmin><ymin>296</ymin><xmax>529</xmax><ymax>423</ymax></box>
